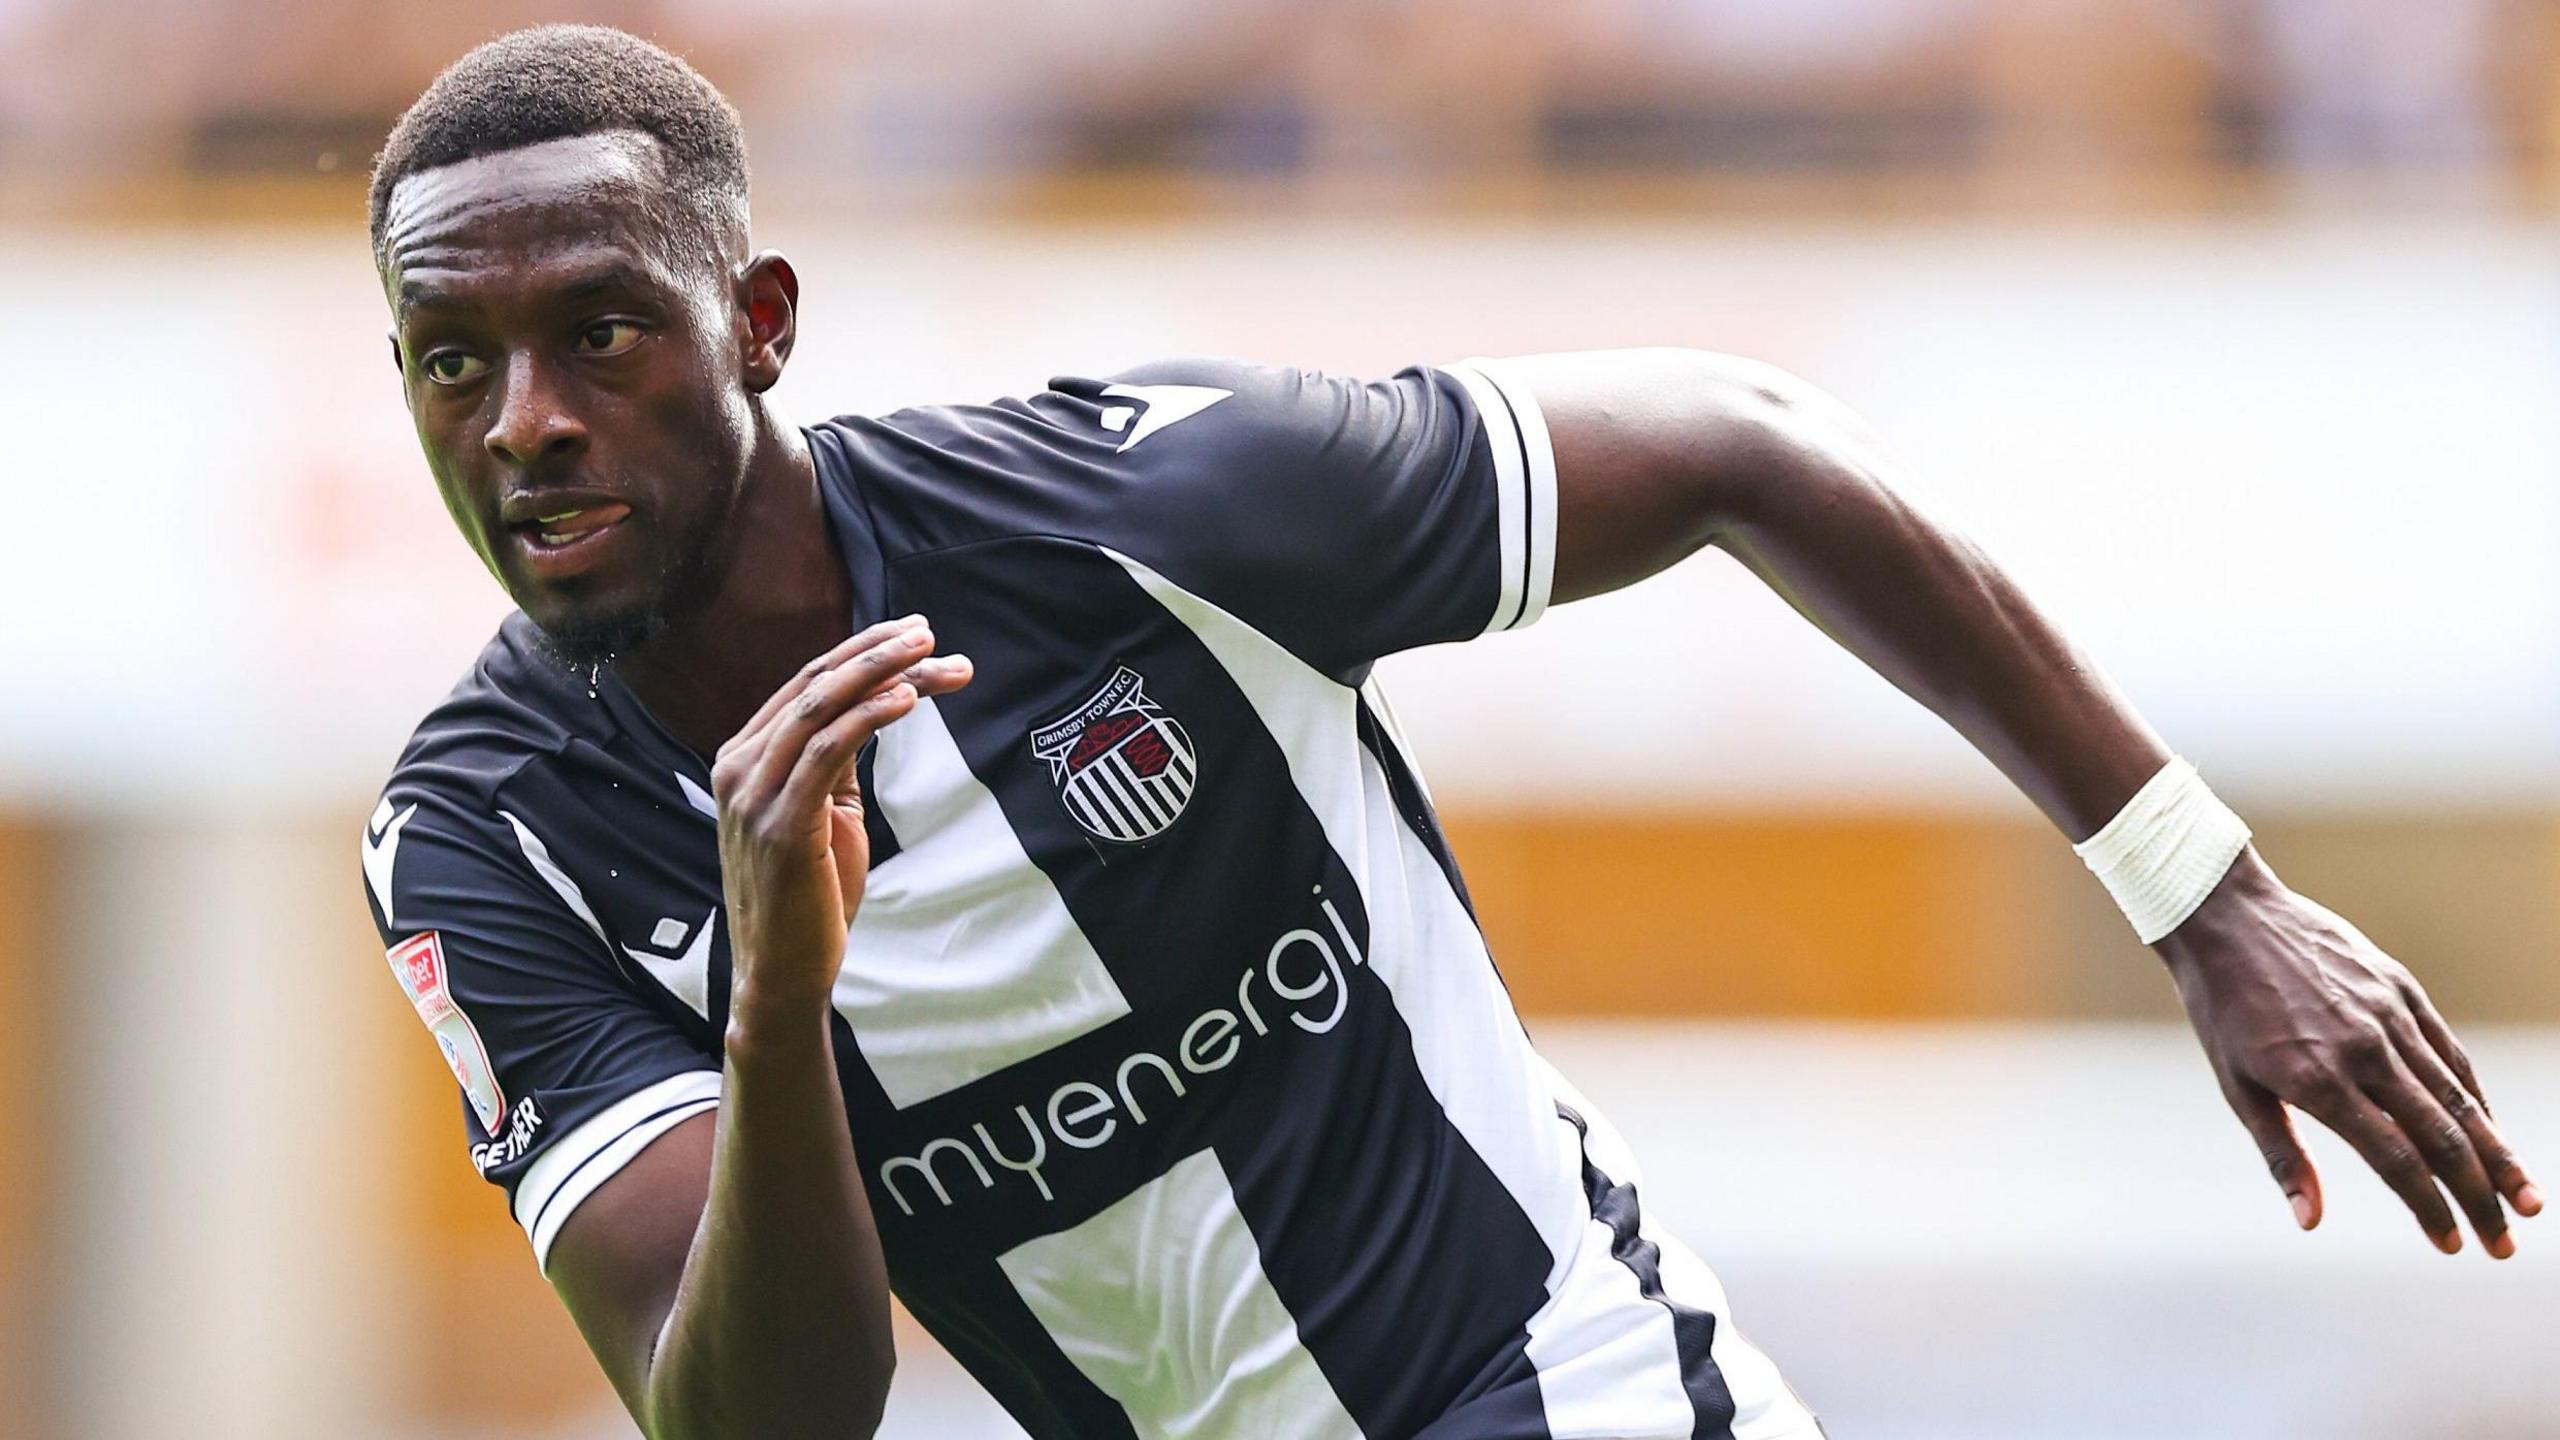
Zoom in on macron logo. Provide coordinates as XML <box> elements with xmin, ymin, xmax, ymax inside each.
<box><xmin>623</xmin><ymin>907</ymin><xmax>720</xmax><ymax>1014</ymax></box>
<box><xmin>363</xmin><ymin>799</ymin><xmax>418</xmax><ymax>929</ymax></box>
<box><xmin>1097</xmin><ymin>383</ymin><xmax>1232</xmax><ymax>453</ymax></box>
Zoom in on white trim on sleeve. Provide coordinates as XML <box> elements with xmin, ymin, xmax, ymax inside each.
<box><xmin>1441</xmin><ymin>358</ymin><xmax>1559</xmax><ymax>634</ymax></box>
<box><xmin>513</xmin><ymin>1069</ymin><xmax>723</xmax><ymax>1272</ymax></box>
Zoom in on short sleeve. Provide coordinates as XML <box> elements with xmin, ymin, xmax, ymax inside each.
<box><xmin>360</xmin><ymin>790</ymin><xmax>719</xmax><ymax>1270</ymax></box>
<box><xmin>855</xmin><ymin>356</ymin><xmax>1559</xmax><ymax>681</ymax></box>
<box><xmin>1078</xmin><ymin>358</ymin><xmax>1557</xmax><ymax>677</ymax></box>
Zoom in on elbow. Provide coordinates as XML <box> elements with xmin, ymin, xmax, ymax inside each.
<box><xmin>1641</xmin><ymin>350</ymin><xmax>1840</xmax><ymax>542</ymax></box>
<box><xmin>1664</xmin><ymin>350</ymin><xmax>1895</xmax><ymax>544</ymax></box>
<box><xmin>1538</xmin><ymin>345</ymin><xmax>1882</xmax><ymax>599</ymax></box>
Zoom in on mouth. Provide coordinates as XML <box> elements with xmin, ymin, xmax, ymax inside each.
<box><xmin>504</xmin><ymin>499</ymin><xmax>634</xmax><ymax>579</ymax></box>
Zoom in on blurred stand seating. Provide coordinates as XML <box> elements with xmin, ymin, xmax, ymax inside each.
<box><xmin>1</xmin><ymin>0</ymin><xmax>2556</xmax><ymax>216</ymax></box>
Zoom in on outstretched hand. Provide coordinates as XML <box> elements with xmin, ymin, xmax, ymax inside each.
<box><xmin>2162</xmin><ymin>852</ymin><xmax>2542</xmax><ymax>1256</ymax></box>
<box><xmin>711</xmin><ymin>615</ymin><xmax>973</xmax><ymax>1017</ymax></box>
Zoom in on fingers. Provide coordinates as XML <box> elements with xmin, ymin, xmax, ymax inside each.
<box><xmin>2294</xmin><ymin>1080</ymin><xmax>2462</xmax><ymax>1253</ymax></box>
<box><xmin>771</xmin><ymin>680</ymin><xmax>921</xmax><ymax>825</ymax></box>
<box><xmin>729</xmin><ymin>615</ymin><xmax>926</xmax><ymax>751</ymax></box>
<box><xmin>2223</xmin><ymin>1074</ymin><xmax>2322</xmax><ymax>1230</ymax></box>
<box><xmin>2399</xmin><ymin>978</ymin><xmax>2487</xmax><ymax>1114</ymax></box>
<box><xmin>2395</xmin><ymin>979</ymin><xmax>2543</xmax><ymax>1220</ymax></box>
<box><xmin>2370</xmin><ymin>1044</ymin><xmax>2511</xmax><ymax>1258</ymax></box>
<box><xmin>2396</xmin><ymin>978</ymin><xmax>2478</xmax><ymax>1091</ymax></box>
<box><xmin>810</xmin><ymin>654</ymin><xmax>974</xmax><ymax>807</ymax></box>
<box><xmin>738</xmin><ymin>625</ymin><xmax>937</xmax><ymax>805</ymax></box>
<box><xmin>905</xmin><ymin>652</ymin><xmax>975</xmax><ymax>699</ymax></box>
<box><xmin>2390</xmin><ymin>1013</ymin><xmax>2539</xmax><ymax>1221</ymax></box>
<box><xmin>712</xmin><ymin>617</ymin><xmax>978</xmax><ymax>832</ymax></box>
<box><xmin>2397</xmin><ymin>978</ymin><xmax>2543</xmax><ymax>1220</ymax></box>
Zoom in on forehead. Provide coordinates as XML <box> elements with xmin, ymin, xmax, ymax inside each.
<box><xmin>383</xmin><ymin>132</ymin><xmax>690</xmax><ymax>317</ymax></box>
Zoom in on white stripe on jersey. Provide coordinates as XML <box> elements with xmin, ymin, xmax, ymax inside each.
<box><xmin>1112</xmin><ymin>544</ymin><xmax>1813</xmax><ymax>1438</ymax></box>
<box><xmin>1115</xmin><ymin>548</ymin><xmax>1588</xmax><ymax>1249</ymax></box>
<box><xmin>1355</xmin><ymin>676</ymin><xmax>1435</xmax><ymax>809</ymax></box>
<box><xmin>836</xmin><ymin>695</ymin><xmax>1132</xmax><ymax>1108</ymax></box>
<box><xmin>504</xmin><ymin>809</ymin><xmax>713</xmax><ymax>1020</ymax></box>
<box><xmin>1539</xmin><ymin>1059</ymin><xmax>1823</xmax><ymax>1440</ymax></box>
<box><xmin>1528</xmin><ymin>1207</ymin><xmax>1708</xmax><ymax>1438</ymax></box>
<box><xmin>676</xmin><ymin>769</ymin><xmax>719</xmax><ymax>818</ymax></box>
<box><xmin>1487</xmin><ymin>357</ymin><xmax>1562</xmax><ymax>631</ymax></box>
<box><xmin>515</xmin><ymin>1069</ymin><xmax>723</xmax><ymax>1270</ymax></box>
<box><xmin>1660</xmin><ymin>1233</ymin><xmax>1824</xmax><ymax>1440</ymax></box>
<box><xmin>499</xmin><ymin>809</ymin><xmax>612</xmax><ymax>945</ymax></box>
<box><xmin>1441</xmin><ymin>358</ymin><xmax>1559</xmax><ymax>635</ymax></box>
<box><xmin>998</xmin><ymin>1148</ymin><xmax>1365</xmax><ymax>1440</ymax></box>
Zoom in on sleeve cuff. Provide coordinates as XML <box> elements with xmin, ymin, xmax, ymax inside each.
<box><xmin>513</xmin><ymin>1070</ymin><xmax>723</xmax><ymax>1272</ymax></box>
<box><xmin>1440</xmin><ymin>358</ymin><xmax>1559</xmax><ymax>636</ymax></box>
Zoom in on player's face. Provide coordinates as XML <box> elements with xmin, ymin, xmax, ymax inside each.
<box><xmin>381</xmin><ymin>132</ymin><xmax>756</xmax><ymax>665</ymax></box>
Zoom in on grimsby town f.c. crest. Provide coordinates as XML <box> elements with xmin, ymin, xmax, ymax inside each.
<box><xmin>1030</xmin><ymin>666</ymin><xmax>1199</xmax><ymax>843</ymax></box>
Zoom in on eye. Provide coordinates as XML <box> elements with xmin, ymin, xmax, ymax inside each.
<box><xmin>576</xmin><ymin>320</ymin><xmax>647</xmax><ymax>357</ymax></box>
<box><xmin>421</xmin><ymin>350</ymin><xmax>489</xmax><ymax>386</ymax></box>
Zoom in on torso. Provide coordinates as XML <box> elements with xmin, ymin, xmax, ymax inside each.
<box><xmin>373</xmin><ymin>366</ymin><xmax>1809</xmax><ymax>1439</ymax></box>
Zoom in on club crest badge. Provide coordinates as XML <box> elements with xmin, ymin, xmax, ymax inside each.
<box><xmin>1031</xmin><ymin>665</ymin><xmax>1199</xmax><ymax>843</ymax></box>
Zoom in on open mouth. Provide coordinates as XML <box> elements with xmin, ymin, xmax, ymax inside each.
<box><xmin>516</xmin><ymin>501</ymin><xmax>632</xmax><ymax>550</ymax></box>
<box><xmin>506</xmin><ymin>500</ymin><xmax>634</xmax><ymax>577</ymax></box>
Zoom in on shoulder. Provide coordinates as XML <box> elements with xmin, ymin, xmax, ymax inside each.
<box><xmin>857</xmin><ymin>356</ymin><xmax>1305</xmax><ymax>459</ymax></box>
<box><xmin>805</xmin><ymin>358</ymin><xmax>1472</xmax><ymax>561</ymax></box>
<box><xmin>382</xmin><ymin>615</ymin><xmax>594</xmax><ymax>805</ymax></box>
<box><xmin>364</xmin><ymin>617</ymin><xmax>609</xmax><ymax>923</ymax></box>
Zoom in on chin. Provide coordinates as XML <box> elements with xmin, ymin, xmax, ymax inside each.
<box><xmin>512</xmin><ymin>515</ymin><xmax>729</xmax><ymax>671</ymax></box>
<box><xmin>526</xmin><ymin>595</ymin><xmax>669</xmax><ymax>671</ymax></box>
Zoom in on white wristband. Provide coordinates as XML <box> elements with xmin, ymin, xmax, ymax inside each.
<box><xmin>2071</xmin><ymin>757</ymin><xmax>2252</xmax><ymax>945</ymax></box>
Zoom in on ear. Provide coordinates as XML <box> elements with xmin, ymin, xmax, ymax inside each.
<box><xmin>737</xmin><ymin>251</ymin><xmax>800</xmax><ymax>395</ymax></box>
<box><xmin>386</xmin><ymin>330</ymin><xmax>416</xmax><ymax>412</ymax></box>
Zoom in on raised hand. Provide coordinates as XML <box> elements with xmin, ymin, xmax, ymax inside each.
<box><xmin>2162</xmin><ymin>853</ymin><xmax>2542</xmax><ymax>1256</ymax></box>
<box><xmin>709</xmin><ymin>615</ymin><xmax>973</xmax><ymax>1016</ymax></box>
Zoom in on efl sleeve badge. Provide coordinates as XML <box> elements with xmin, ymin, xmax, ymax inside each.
<box><xmin>386</xmin><ymin>930</ymin><xmax>509</xmax><ymax>1136</ymax></box>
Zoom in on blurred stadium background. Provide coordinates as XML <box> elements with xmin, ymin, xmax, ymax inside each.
<box><xmin>4</xmin><ymin>1</ymin><xmax>2558</xmax><ymax>1436</ymax></box>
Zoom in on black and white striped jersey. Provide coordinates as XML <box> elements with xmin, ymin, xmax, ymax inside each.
<box><xmin>360</xmin><ymin>358</ymin><xmax>1819</xmax><ymax>1439</ymax></box>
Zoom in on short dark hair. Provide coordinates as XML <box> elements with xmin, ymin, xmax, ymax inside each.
<box><xmin>368</xmin><ymin>25</ymin><xmax>749</xmax><ymax>269</ymax></box>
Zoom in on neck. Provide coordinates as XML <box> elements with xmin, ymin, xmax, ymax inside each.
<box><xmin>612</xmin><ymin>404</ymin><xmax>851</xmax><ymax>757</ymax></box>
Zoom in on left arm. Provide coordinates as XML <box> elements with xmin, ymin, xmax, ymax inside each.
<box><xmin>1503</xmin><ymin>346</ymin><xmax>2541</xmax><ymax>1257</ymax></box>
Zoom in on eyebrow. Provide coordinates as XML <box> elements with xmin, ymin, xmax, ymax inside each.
<box><xmin>395</xmin><ymin>261</ymin><xmax>660</xmax><ymax>323</ymax></box>
<box><xmin>394</xmin><ymin>280</ymin><xmax>468</xmax><ymax>319</ymax></box>
<box><xmin>552</xmin><ymin>262</ymin><xmax>657</xmax><ymax>303</ymax></box>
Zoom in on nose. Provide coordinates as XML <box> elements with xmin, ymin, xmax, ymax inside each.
<box><xmin>484</xmin><ymin>352</ymin><xmax>588</xmax><ymax>468</ymax></box>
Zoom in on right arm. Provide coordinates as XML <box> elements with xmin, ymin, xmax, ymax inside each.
<box><xmin>545</xmin><ymin>615</ymin><xmax>971</xmax><ymax>1439</ymax></box>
